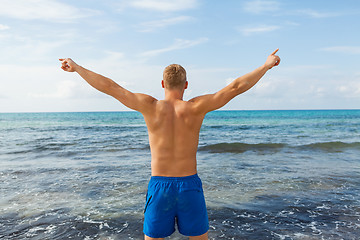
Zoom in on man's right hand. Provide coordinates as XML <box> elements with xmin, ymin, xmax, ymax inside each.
<box><xmin>265</xmin><ymin>49</ymin><xmax>281</xmax><ymax>70</ymax></box>
<box><xmin>59</xmin><ymin>58</ymin><xmax>78</xmax><ymax>72</ymax></box>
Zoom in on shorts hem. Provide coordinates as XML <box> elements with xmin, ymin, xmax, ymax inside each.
<box><xmin>143</xmin><ymin>229</ymin><xmax>175</xmax><ymax>239</ymax></box>
<box><xmin>179</xmin><ymin>227</ymin><xmax>209</xmax><ymax>237</ymax></box>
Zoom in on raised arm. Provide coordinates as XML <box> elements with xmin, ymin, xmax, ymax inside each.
<box><xmin>59</xmin><ymin>58</ymin><xmax>157</xmax><ymax>113</ymax></box>
<box><xmin>189</xmin><ymin>49</ymin><xmax>280</xmax><ymax>114</ymax></box>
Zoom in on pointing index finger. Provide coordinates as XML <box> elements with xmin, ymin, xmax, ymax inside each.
<box><xmin>271</xmin><ymin>48</ymin><xmax>279</xmax><ymax>55</ymax></box>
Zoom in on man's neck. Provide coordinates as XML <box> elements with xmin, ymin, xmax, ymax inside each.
<box><xmin>164</xmin><ymin>89</ymin><xmax>185</xmax><ymax>101</ymax></box>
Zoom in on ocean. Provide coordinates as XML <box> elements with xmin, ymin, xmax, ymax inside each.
<box><xmin>0</xmin><ymin>110</ymin><xmax>359</xmax><ymax>239</ymax></box>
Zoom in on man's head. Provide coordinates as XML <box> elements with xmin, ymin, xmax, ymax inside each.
<box><xmin>162</xmin><ymin>64</ymin><xmax>187</xmax><ymax>90</ymax></box>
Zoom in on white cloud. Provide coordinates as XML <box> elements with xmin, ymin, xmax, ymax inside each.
<box><xmin>0</xmin><ymin>64</ymin><xmax>101</xmax><ymax>102</ymax></box>
<box><xmin>82</xmin><ymin>51</ymin><xmax>164</xmax><ymax>96</ymax></box>
<box><xmin>140</xmin><ymin>38</ymin><xmax>208</xmax><ymax>57</ymax></box>
<box><xmin>243</xmin><ymin>0</ymin><xmax>280</xmax><ymax>14</ymax></box>
<box><xmin>320</xmin><ymin>46</ymin><xmax>360</xmax><ymax>55</ymax></box>
<box><xmin>239</xmin><ymin>25</ymin><xmax>280</xmax><ymax>36</ymax></box>
<box><xmin>129</xmin><ymin>0</ymin><xmax>198</xmax><ymax>12</ymax></box>
<box><xmin>0</xmin><ymin>0</ymin><xmax>99</xmax><ymax>22</ymax></box>
<box><xmin>258</xmin><ymin>65</ymin><xmax>360</xmax><ymax>103</ymax></box>
<box><xmin>296</xmin><ymin>9</ymin><xmax>343</xmax><ymax>18</ymax></box>
<box><xmin>2</xmin><ymin>37</ymin><xmax>70</xmax><ymax>63</ymax></box>
<box><xmin>28</xmin><ymin>79</ymin><xmax>107</xmax><ymax>100</ymax></box>
<box><xmin>284</xmin><ymin>21</ymin><xmax>300</xmax><ymax>27</ymax></box>
<box><xmin>251</xmin><ymin>77</ymin><xmax>286</xmax><ymax>98</ymax></box>
<box><xmin>308</xmin><ymin>85</ymin><xmax>326</xmax><ymax>98</ymax></box>
<box><xmin>337</xmin><ymin>82</ymin><xmax>360</xmax><ymax>97</ymax></box>
<box><xmin>193</xmin><ymin>63</ymin><xmax>360</xmax><ymax>110</ymax></box>
<box><xmin>29</xmin><ymin>80</ymin><xmax>78</xmax><ymax>99</ymax></box>
<box><xmin>0</xmin><ymin>24</ymin><xmax>10</xmax><ymax>30</ymax></box>
<box><xmin>138</xmin><ymin>16</ymin><xmax>193</xmax><ymax>32</ymax></box>
<box><xmin>242</xmin><ymin>65</ymin><xmax>323</xmax><ymax>101</ymax></box>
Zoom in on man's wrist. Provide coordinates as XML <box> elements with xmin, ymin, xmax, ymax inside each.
<box><xmin>262</xmin><ymin>64</ymin><xmax>270</xmax><ymax>71</ymax></box>
<box><xmin>74</xmin><ymin>64</ymin><xmax>81</xmax><ymax>73</ymax></box>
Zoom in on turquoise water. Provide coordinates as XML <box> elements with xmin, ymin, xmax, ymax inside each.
<box><xmin>0</xmin><ymin>110</ymin><xmax>359</xmax><ymax>239</ymax></box>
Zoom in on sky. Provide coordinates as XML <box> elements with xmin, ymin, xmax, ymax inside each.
<box><xmin>0</xmin><ymin>0</ymin><xmax>359</xmax><ymax>112</ymax></box>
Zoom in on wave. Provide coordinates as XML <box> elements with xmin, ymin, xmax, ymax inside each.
<box><xmin>6</xmin><ymin>140</ymin><xmax>360</xmax><ymax>156</ymax></box>
<box><xmin>198</xmin><ymin>142</ymin><xmax>286</xmax><ymax>153</ymax></box>
<box><xmin>198</xmin><ymin>141</ymin><xmax>360</xmax><ymax>153</ymax></box>
<box><xmin>301</xmin><ymin>141</ymin><xmax>360</xmax><ymax>152</ymax></box>
<box><xmin>6</xmin><ymin>141</ymin><xmax>150</xmax><ymax>156</ymax></box>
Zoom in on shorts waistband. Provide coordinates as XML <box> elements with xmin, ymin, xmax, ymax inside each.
<box><xmin>150</xmin><ymin>173</ymin><xmax>199</xmax><ymax>182</ymax></box>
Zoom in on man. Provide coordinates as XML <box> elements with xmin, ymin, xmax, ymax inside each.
<box><xmin>59</xmin><ymin>49</ymin><xmax>280</xmax><ymax>240</ymax></box>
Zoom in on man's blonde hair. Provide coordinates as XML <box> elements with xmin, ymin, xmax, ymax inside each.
<box><xmin>163</xmin><ymin>64</ymin><xmax>187</xmax><ymax>90</ymax></box>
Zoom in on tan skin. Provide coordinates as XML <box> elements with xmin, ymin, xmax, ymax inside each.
<box><xmin>60</xmin><ymin>49</ymin><xmax>280</xmax><ymax>240</ymax></box>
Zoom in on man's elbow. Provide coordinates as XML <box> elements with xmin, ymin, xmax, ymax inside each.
<box><xmin>91</xmin><ymin>78</ymin><xmax>114</xmax><ymax>94</ymax></box>
<box><xmin>234</xmin><ymin>80</ymin><xmax>251</xmax><ymax>95</ymax></box>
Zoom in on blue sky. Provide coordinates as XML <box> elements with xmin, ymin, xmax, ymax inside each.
<box><xmin>0</xmin><ymin>0</ymin><xmax>359</xmax><ymax>112</ymax></box>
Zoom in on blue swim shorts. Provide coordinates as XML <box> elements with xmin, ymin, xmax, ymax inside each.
<box><xmin>143</xmin><ymin>174</ymin><xmax>209</xmax><ymax>238</ymax></box>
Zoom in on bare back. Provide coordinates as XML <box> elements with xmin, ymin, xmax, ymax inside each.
<box><xmin>142</xmin><ymin>100</ymin><xmax>205</xmax><ymax>177</ymax></box>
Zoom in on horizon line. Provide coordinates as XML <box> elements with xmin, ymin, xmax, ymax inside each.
<box><xmin>1</xmin><ymin>108</ymin><xmax>359</xmax><ymax>114</ymax></box>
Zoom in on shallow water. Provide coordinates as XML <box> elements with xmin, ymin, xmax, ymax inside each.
<box><xmin>0</xmin><ymin>110</ymin><xmax>359</xmax><ymax>239</ymax></box>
